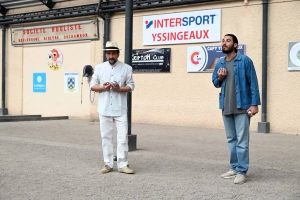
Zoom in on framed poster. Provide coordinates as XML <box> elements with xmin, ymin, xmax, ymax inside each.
<box><xmin>132</xmin><ymin>48</ymin><xmax>171</xmax><ymax>72</ymax></box>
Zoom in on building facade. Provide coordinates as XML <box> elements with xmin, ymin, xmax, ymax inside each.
<box><xmin>0</xmin><ymin>0</ymin><xmax>299</xmax><ymax>134</ymax></box>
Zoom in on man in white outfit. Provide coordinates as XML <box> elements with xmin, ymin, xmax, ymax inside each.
<box><xmin>90</xmin><ymin>41</ymin><xmax>135</xmax><ymax>174</ymax></box>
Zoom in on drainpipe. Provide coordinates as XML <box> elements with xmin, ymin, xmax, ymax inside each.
<box><xmin>1</xmin><ymin>25</ymin><xmax>8</xmax><ymax>115</ymax></box>
<box><xmin>258</xmin><ymin>0</ymin><xmax>270</xmax><ymax>133</ymax></box>
<box><xmin>124</xmin><ymin>0</ymin><xmax>137</xmax><ymax>151</ymax></box>
<box><xmin>103</xmin><ymin>13</ymin><xmax>110</xmax><ymax>62</ymax></box>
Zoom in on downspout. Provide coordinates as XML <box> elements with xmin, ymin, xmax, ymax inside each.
<box><xmin>258</xmin><ymin>0</ymin><xmax>270</xmax><ymax>133</ymax></box>
<box><xmin>97</xmin><ymin>0</ymin><xmax>110</xmax><ymax>61</ymax></box>
<box><xmin>124</xmin><ymin>0</ymin><xmax>137</xmax><ymax>151</ymax></box>
<box><xmin>102</xmin><ymin>13</ymin><xmax>110</xmax><ymax>62</ymax></box>
<box><xmin>0</xmin><ymin>25</ymin><xmax>8</xmax><ymax>115</ymax></box>
<box><xmin>125</xmin><ymin>0</ymin><xmax>133</xmax><ymax>136</ymax></box>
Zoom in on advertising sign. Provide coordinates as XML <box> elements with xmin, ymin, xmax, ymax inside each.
<box><xmin>187</xmin><ymin>44</ymin><xmax>245</xmax><ymax>72</ymax></box>
<box><xmin>11</xmin><ymin>19</ymin><xmax>99</xmax><ymax>46</ymax></box>
<box><xmin>132</xmin><ymin>48</ymin><xmax>171</xmax><ymax>72</ymax></box>
<box><xmin>288</xmin><ymin>41</ymin><xmax>300</xmax><ymax>70</ymax></box>
<box><xmin>64</xmin><ymin>72</ymin><xmax>79</xmax><ymax>93</ymax></box>
<box><xmin>33</xmin><ymin>73</ymin><xmax>46</xmax><ymax>93</ymax></box>
<box><xmin>143</xmin><ymin>9</ymin><xmax>221</xmax><ymax>45</ymax></box>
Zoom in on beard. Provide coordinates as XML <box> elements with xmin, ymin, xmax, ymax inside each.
<box><xmin>222</xmin><ymin>44</ymin><xmax>235</xmax><ymax>53</ymax></box>
<box><xmin>108</xmin><ymin>58</ymin><xmax>117</xmax><ymax>65</ymax></box>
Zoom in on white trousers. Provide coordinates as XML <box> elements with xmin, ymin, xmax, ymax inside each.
<box><xmin>99</xmin><ymin>114</ymin><xmax>128</xmax><ymax>168</ymax></box>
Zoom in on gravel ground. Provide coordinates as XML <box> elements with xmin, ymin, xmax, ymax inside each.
<box><xmin>0</xmin><ymin>119</ymin><xmax>299</xmax><ymax>200</ymax></box>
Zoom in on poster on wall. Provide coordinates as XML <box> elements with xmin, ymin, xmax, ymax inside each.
<box><xmin>143</xmin><ymin>9</ymin><xmax>221</xmax><ymax>45</ymax></box>
<box><xmin>288</xmin><ymin>41</ymin><xmax>300</xmax><ymax>70</ymax></box>
<box><xmin>64</xmin><ymin>72</ymin><xmax>79</xmax><ymax>93</ymax></box>
<box><xmin>33</xmin><ymin>73</ymin><xmax>46</xmax><ymax>93</ymax></box>
<box><xmin>132</xmin><ymin>48</ymin><xmax>171</xmax><ymax>72</ymax></box>
<box><xmin>47</xmin><ymin>48</ymin><xmax>63</xmax><ymax>71</ymax></box>
<box><xmin>187</xmin><ymin>44</ymin><xmax>245</xmax><ymax>72</ymax></box>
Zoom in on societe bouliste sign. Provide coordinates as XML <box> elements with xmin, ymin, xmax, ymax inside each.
<box><xmin>11</xmin><ymin>19</ymin><xmax>99</xmax><ymax>46</ymax></box>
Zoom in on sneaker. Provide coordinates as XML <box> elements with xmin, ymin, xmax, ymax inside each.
<box><xmin>221</xmin><ymin>169</ymin><xmax>237</xmax><ymax>179</ymax></box>
<box><xmin>100</xmin><ymin>165</ymin><xmax>113</xmax><ymax>174</ymax></box>
<box><xmin>118</xmin><ymin>166</ymin><xmax>135</xmax><ymax>174</ymax></box>
<box><xmin>234</xmin><ymin>174</ymin><xmax>246</xmax><ymax>184</ymax></box>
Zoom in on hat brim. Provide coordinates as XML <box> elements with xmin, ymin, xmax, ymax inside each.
<box><xmin>103</xmin><ymin>48</ymin><xmax>121</xmax><ymax>51</ymax></box>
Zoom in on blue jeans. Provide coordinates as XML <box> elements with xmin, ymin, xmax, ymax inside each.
<box><xmin>222</xmin><ymin>114</ymin><xmax>250</xmax><ymax>174</ymax></box>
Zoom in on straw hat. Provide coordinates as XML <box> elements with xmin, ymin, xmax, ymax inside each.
<box><xmin>103</xmin><ymin>41</ymin><xmax>121</xmax><ymax>51</ymax></box>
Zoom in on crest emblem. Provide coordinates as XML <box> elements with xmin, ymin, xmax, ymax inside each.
<box><xmin>67</xmin><ymin>77</ymin><xmax>76</xmax><ymax>92</ymax></box>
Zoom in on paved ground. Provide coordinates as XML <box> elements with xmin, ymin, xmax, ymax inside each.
<box><xmin>0</xmin><ymin>119</ymin><xmax>299</xmax><ymax>200</ymax></box>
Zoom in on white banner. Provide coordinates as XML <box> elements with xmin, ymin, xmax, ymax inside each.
<box><xmin>143</xmin><ymin>9</ymin><xmax>221</xmax><ymax>45</ymax></box>
<box><xmin>64</xmin><ymin>72</ymin><xmax>79</xmax><ymax>93</ymax></box>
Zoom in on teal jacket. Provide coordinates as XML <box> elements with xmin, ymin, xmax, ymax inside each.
<box><xmin>212</xmin><ymin>53</ymin><xmax>261</xmax><ymax>110</ymax></box>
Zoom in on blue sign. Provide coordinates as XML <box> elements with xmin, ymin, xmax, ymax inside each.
<box><xmin>187</xmin><ymin>44</ymin><xmax>245</xmax><ymax>72</ymax></box>
<box><xmin>33</xmin><ymin>73</ymin><xmax>46</xmax><ymax>93</ymax></box>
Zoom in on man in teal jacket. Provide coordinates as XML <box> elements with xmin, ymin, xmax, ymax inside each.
<box><xmin>212</xmin><ymin>34</ymin><xmax>261</xmax><ymax>184</ymax></box>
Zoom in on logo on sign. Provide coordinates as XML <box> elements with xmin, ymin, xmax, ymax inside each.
<box><xmin>67</xmin><ymin>77</ymin><xmax>76</xmax><ymax>92</ymax></box>
<box><xmin>145</xmin><ymin>20</ymin><xmax>153</xmax><ymax>29</ymax></box>
<box><xmin>33</xmin><ymin>73</ymin><xmax>46</xmax><ymax>93</ymax></box>
<box><xmin>188</xmin><ymin>47</ymin><xmax>208</xmax><ymax>71</ymax></box>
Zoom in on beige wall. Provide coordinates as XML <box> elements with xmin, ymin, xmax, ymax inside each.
<box><xmin>268</xmin><ymin>0</ymin><xmax>300</xmax><ymax>134</ymax></box>
<box><xmin>22</xmin><ymin>42</ymin><xmax>92</xmax><ymax>118</ymax></box>
<box><xmin>109</xmin><ymin>1</ymin><xmax>263</xmax><ymax>131</ymax></box>
<box><xmin>1</xmin><ymin>0</ymin><xmax>300</xmax><ymax>134</ymax></box>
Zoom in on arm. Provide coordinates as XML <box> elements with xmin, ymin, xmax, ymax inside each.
<box><xmin>91</xmin><ymin>84</ymin><xmax>111</xmax><ymax>92</ymax></box>
<box><xmin>245</xmin><ymin>57</ymin><xmax>261</xmax><ymax>116</ymax></box>
<box><xmin>89</xmin><ymin>65</ymin><xmax>111</xmax><ymax>92</ymax></box>
<box><xmin>112</xmin><ymin>66</ymin><xmax>135</xmax><ymax>92</ymax></box>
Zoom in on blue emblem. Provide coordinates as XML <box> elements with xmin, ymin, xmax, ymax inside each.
<box><xmin>67</xmin><ymin>77</ymin><xmax>76</xmax><ymax>92</ymax></box>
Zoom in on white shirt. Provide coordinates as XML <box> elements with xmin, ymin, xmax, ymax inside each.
<box><xmin>90</xmin><ymin>61</ymin><xmax>135</xmax><ymax>116</ymax></box>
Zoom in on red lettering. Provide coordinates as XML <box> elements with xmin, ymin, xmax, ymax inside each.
<box><xmin>157</xmin><ymin>33</ymin><xmax>161</xmax><ymax>41</ymax></box>
<box><xmin>176</xmin><ymin>18</ymin><xmax>181</xmax><ymax>27</ymax></box>
<box><xmin>189</xmin><ymin>31</ymin><xmax>195</xmax><ymax>39</ymax></box>
<box><xmin>164</xmin><ymin>19</ymin><xmax>169</xmax><ymax>27</ymax></box>
<box><xmin>203</xmin><ymin>30</ymin><xmax>209</xmax><ymax>38</ymax></box>
<box><xmin>150</xmin><ymin>30</ymin><xmax>211</xmax><ymax>42</ymax></box>
<box><xmin>184</xmin><ymin>31</ymin><xmax>188</xmax><ymax>40</ymax></box>
<box><xmin>157</xmin><ymin>19</ymin><xmax>163</xmax><ymax>28</ymax></box>
<box><xmin>162</xmin><ymin>33</ymin><xmax>168</xmax><ymax>41</ymax></box>
<box><xmin>152</xmin><ymin>33</ymin><xmax>157</xmax><ymax>41</ymax></box>
<box><xmin>178</xmin><ymin>32</ymin><xmax>183</xmax><ymax>40</ymax></box>
<box><xmin>169</xmin><ymin>18</ymin><xmax>175</xmax><ymax>27</ymax></box>
<box><xmin>170</xmin><ymin>32</ymin><xmax>176</xmax><ymax>40</ymax></box>
<box><xmin>196</xmin><ymin>30</ymin><xmax>202</xmax><ymax>39</ymax></box>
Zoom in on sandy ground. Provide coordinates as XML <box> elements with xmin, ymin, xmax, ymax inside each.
<box><xmin>0</xmin><ymin>119</ymin><xmax>299</xmax><ymax>200</ymax></box>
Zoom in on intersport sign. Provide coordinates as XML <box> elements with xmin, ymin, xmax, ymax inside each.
<box><xmin>143</xmin><ymin>9</ymin><xmax>221</xmax><ymax>45</ymax></box>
